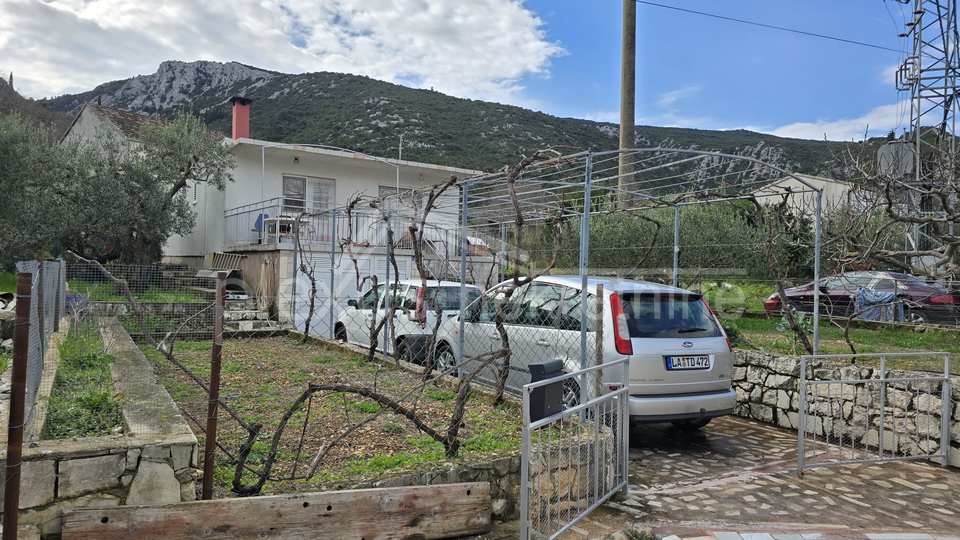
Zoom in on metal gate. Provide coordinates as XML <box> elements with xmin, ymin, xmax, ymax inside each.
<box><xmin>798</xmin><ymin>352</ymin><xmax>953</xmax><ymax>475</ymax></box>
<box><xmin>520</xmin><ymin>359</ymin><xmax>629</xmax><ymax>540</ymax></box>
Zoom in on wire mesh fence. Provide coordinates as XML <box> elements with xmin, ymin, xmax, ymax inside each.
<box><xmin>11</xmin><ymin>260</ymin><xmax>66</xmax><ymax>443</ymax></box>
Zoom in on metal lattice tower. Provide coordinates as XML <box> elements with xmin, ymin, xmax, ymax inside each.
<box><xmin>896</xmin><ymin>0</ymin><xmax>959</xmax><ymax>184</ymax></box>
<box><xmin>892</xmin><ymin>0</ymin><xmax>959</xmax><ymax>263</ymax></box>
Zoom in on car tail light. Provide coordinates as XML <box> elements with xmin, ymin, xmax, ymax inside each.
<box><xmin>702</xmin><ymin>299</ymin><xmax>733</xmax><ymax>351</ymax></box>
<box><xmin>930</xmin><ymin>294</ymin><xmax>956</xmax><ymax>304</ymax></box>
<box><xmin>415</xmin><ymin>287</ymin><xmax>427</xmax><ymax>320</ymax></box>
<box><xmin>609</xmin><ymin>293</ymin><xmax>633</xmax><ymax>355</ymax></box>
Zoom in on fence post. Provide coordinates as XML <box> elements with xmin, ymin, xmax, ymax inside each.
<box><xmin>202</xmin><ymin>272</ymin><xmax>226</xmax><ymax>500</ymax></box>
<box><xmin>3</xmin><ymin>273</ymin><xmax>33</xmax><ymax>540</ymax></box>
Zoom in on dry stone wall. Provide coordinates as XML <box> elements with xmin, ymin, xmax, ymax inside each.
<box><xmin>0</xmin><ymin>318</ymin><xmax>199</xmax><ymax>537</ymax></box>
<box><xmin>732</xmin><ymin>350</ymin><xmax>960</xmax><ymax>467</ymax></box>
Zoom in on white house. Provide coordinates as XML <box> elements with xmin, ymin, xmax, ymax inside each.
<box><xmin>62</xmin><ymin>97</ymin><xmax>494</xmax><ymax>334</ymax></box>
<box><xmin>750</xmin><ymin>173</ymin><xmax>861</xmax><ymax>214</ymax></box>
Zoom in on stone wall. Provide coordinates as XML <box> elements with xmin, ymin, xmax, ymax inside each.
<box><xmin>0</xmin><ymin>318</ymin><xmax>199</xmax><ymax>537</ymax></box>
<box><xmin>733</xmin><ymin>350</ymin><xmax>960</xmax><ymax>467</ymax></box>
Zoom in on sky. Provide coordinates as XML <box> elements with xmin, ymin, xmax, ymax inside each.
<box><xmin>0</xmin><ymin>0</ymin><xmax>917</xmax><ymax>141</ymax></box>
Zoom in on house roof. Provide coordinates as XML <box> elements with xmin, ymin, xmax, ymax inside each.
<box><xmin>60</xmin><ymin>102</ymin><xmax>157</xmax><ymax>143</ymax></box>
<box><xmin>87</xmin><ymin>103</ymin><xmax>157</xmax><ymax>139</ymax></box>
<box><xmin>229</xmin><ymin>138</ymin><xmax>483</xmax><ymax>176</ymax></box>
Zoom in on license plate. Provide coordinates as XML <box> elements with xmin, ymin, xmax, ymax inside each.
<box><xmin>665</xmin><ymin>355</ymin><xmax>711</xmax><ymax>370</ymax></box>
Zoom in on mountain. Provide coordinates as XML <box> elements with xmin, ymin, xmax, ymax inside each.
<box><xmin>46</xmin><ymin>60</ymin><xmax>850</xmax><ymax>175</ymax></box>
<box><xmin>0</xmin><ymin>77</ymin><xmax>72</xmax><ymax>142</ymax></box>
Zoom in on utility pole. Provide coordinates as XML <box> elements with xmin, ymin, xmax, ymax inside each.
<box><xmin>619</xmin><ymin>0</ymin><xmax>637</xmax><ymax>208</ymax></box>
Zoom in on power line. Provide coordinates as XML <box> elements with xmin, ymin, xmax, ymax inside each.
<box><xmin>634</xmin><ymin>0</ymin><xmax>901</xmax><ymax>53</ymax></box>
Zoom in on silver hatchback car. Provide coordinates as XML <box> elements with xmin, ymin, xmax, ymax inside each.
<box><xmin>433</xmin><ymin>276</ymin><xmax>735</xmax><ymax>427</ymax></box>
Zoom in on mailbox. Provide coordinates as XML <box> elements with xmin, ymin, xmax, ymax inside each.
<box><xmin>529</xmin><ymin>359</ymin><xmax>564</xmax><ymax>422</ymax></box>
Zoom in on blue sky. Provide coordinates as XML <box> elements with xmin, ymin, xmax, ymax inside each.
<box><xmin>0</xmin><ymin>0</ymin><xmax>912</xmax><ymax>141</ymax></box>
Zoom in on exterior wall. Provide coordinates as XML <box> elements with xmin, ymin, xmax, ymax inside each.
<box><xmin>2</xmin><ymin>318</ymin><xmax>198</xmax><ymax>537</ymax></box>
<box><xmin>165</xmin><ymin>139</ymin><xmax>475</xmax><ymax>260</ymax></box>
<box><xmin>753</xmin><ymin>175</ymin><xmax>854</xmax><ymax>213</ymax></box>
<box><xmin>226</xmin><ymin>142</ymin><xmax>471</xmax><ymax>213</ymax></box>
<box><xmin>60</xmin><ymin>106</ymin><xmax>137</xmax><ymax>158</ymax></box>
<box><xmin>163</xmin><ymin>179</ymin><xmax>225</xmax><ymax>257</ymax></box>
<box><xmin>732</xmin><ymin>350</ymin><xmax>960</xmax><ymax>467</ymax></box>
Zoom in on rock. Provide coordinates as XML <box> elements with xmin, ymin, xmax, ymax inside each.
<box><xmin>126</xmin><ymin>461</ymin><xmax>181</xmax><ymax>505</ymax></box>
<box><xmin>58</xmin><ymin>454</ymin><xmax>124</xmax><ymax>498</ymax></box>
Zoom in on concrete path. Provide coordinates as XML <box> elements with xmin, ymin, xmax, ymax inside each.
<box><xmin>466</xmin><ymin>416</ymin><xmax>960</xmax><ymax>540</ymax></box>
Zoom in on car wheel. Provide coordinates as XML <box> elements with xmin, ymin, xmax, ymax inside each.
<box><xmin>396</xmin><ymin>342</ymin><xmax>413</xmax><ymax>364</ymax></box>
<box><xmin>433</xmin><ymin>343</ymin><xmax>457</xmax><ymax>374</ymax></box>
<box><xmin>562</xmin><ymin>379</ymin><xmax>581</xmax><ymax>409</ymax></box>
<box><xmin>670</xmin><ymin>417</ymin><xmax>711</xmax><ymax>430</ymax></box>
<box><xmin>334</xmin><ymin>323</ymin><xmax>347</xmax><ymax>342</ymax></box>
<box><xmin>904</xmin><ymin>309</ymin><xmax>927</xmax><ymax>324</ymax></box>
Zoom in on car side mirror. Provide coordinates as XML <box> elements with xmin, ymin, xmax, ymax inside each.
<box><xmin>347</xmin><ymin>299</ymin><xmax>358</xmax><ymax>308</ymax></box>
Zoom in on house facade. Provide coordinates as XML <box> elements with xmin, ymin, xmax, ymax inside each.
<box><xmin>62</xmin><ymin>98</ymin><xmax>495</xmax><ymax>336</ymax></box>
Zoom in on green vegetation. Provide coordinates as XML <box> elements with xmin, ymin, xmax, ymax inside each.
<box><xmin>46</xmin><ymin>63</ymin><xmax>847</xmax><ymax>174</ymax></box>
<box><xmin>68</xmin><ymin>281</ymin><xmax>205</xmax><ymax>302</ymax></box>
<box><xmin>0</xmin><ymin>271</ymin><xmax>16</xmax><ymax>293</ymax></box>
<box><xmin>42</xmin><ymin>318</ymin><xmax>123</xmax><ymax>439</ymax></box>
<box><xmin>424</xmin><ymin>388</ymin><xmax>458</xmax><ymax>401</ymax></box>
<box><xmin>726</xmin><ymin>314</ymin><xmax>960</xmax><ymax>372</ymax></box>
<box><xmin>0</xmin><ymin>112</ymin><xmax>233</xmax><ymax>267</ymax></box>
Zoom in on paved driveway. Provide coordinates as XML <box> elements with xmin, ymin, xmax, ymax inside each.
<box><xmin>621</xmin><ymin>415</ymin><xmax>960</xmax><ymax>535</ymax></box>
<box><xmin>470</xmin><ymin>415</ymin><xmax>960</xmax><ymax>539</ymax></box>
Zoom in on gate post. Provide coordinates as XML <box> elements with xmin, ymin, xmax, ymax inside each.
<box><xmin>797</xmin><ymin>355</ymin><xmax>808</xmax><ymax>477</ymax></box>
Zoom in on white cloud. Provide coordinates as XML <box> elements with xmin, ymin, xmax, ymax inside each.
<box><xmin>655</xmin><ymin>85</ymin><xmax>700</xmax><ymax>110</ymax></box>
<box><xmin>583</xmin><ymin>111</ymin><xmax>619</xmax><ymax>123</ymax></box>
<box><xmin>0</xmin><ymin>0</ymin><xmax>565</xmax><ymax>103</ymax></box>
<box><xmin>760</xmin><ymin>101</ymin><xmax>910</xmax><ymax>141</ymax></box>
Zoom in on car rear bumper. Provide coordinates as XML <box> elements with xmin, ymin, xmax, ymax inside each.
<box><xmin>921</xmin><ymin>306</ymin><xmax>960</xmax><ymax>325</ymax></box>
<box><xmin>628</xmin><ymin>387</ymin><xmax>736</xmax><ymax>423</ymax></box>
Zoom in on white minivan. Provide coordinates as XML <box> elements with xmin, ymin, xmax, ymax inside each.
<box><xmin>433</xmin><ymin>276</ymin><xmax>735</xmax><ymax>428</ymax></box>
<box><xmin>334</xmin><ymin>280</ymin><xmax>482</xmax><ymax>364</ymax></box>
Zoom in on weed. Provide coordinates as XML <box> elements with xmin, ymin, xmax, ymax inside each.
<box><xmin>349</xmin><ymin>401</ymin><xmax>381</xmax><ymax>414</ymax></box>
<box><xmin>462</xmin><ymin>433</ymin><xmax>515</xmax><ymax>452</ymax></box>
<box><xmin>42</xmin><ymin>319</ymin><xmax>123</xmax><ymax>439</ymax></box>
<box><xmin>381</xmin><ymin>423</ymin><xmax>403</xmax><ymax>434</ymax></box>
<box><xmin>424</xmin><ymin>388</ymin><xmax>457</xmax><ymax>401</ymax></box>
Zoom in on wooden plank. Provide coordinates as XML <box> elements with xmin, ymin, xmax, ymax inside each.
<box><xmin>61</xmin><ymin>482</ymin><xmax>491</xmax><ymax>540</ymax></box>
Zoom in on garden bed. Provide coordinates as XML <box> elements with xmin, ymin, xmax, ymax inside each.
<box><xmin>142</xmin><ymin>336</ymin><xmax>524</xmax><ymax>498</ymax></box>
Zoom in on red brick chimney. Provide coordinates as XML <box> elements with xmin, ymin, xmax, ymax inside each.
<box><xmin>229</xmin><ymin>96</ymin><xmax>253</xmax><ymax>139</ymax></box>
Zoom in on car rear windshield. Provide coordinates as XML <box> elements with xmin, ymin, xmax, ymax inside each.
<box><xmin>430</xmin><ymin>287</ymin><xmax>481</xmax><ymax>310</ymax></box>
<box><xmin>620</xmin><ymin>293</ymin><xmax>721</xmax><ymax>338</ymax></box>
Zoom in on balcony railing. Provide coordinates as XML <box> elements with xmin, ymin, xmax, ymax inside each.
<box><xmin>223</xmin><ymin>199</ymin><xmax>466</xmax><ymax>255</ymax></box>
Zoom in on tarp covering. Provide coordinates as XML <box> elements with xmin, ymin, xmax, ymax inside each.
<box><xmin>855</xmin><ymin>288</ymin><xmax>903</xmax><ymax>322</ymax></box>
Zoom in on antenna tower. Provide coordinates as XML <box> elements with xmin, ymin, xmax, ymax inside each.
<box><xmin>893</xmin><ymin>0</ymin><xmax>960</xmax><ymax>265</ymax></box>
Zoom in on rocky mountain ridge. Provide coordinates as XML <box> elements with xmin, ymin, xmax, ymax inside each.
<box><xmin>46</xmin><ymin>60</ymin><xmax>850</xmax><ymax>176</ymax></box>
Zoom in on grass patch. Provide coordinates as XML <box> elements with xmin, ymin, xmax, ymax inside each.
<box><xmin>42</xmin><ymin>318</ymin><xmax>123</xmax><ymax>439</ymax></box>
<box><xmin>0</xmin><ymin>271</ymin><xmax>16</xmax><ymax>293</ymax></box>
<box><xmin>726</xmin><ymin>314</ymin><xmax>960</xmax><ymax>372</ymax></box>
<box><xmin>146</xmin><ymin>336</ymin><xmax>528</xmax><ymax>497</ymax></box>
<box><xmin>69</xmin><ymin>281</ymin><xmax>206</xmax><ymax>303</ymax></box>
<box><xmin>424</xmin><ymin>389</ymin><xmax>458</xmax><ymax>401</ymax></box>
<box><xmin>349</xmin><ymin>401</ymin><xmax>381</xmax><ymax>413</ymax></box>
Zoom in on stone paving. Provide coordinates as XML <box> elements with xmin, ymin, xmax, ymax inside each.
<box><xmin>465</xmin><ymin>415</ymin><xmax>960</xmax><ymax>540</ymax></box>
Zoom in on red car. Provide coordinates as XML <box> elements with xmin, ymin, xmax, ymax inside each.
<box><xmin>763</xmin><ymin>271</ymin><xmax>960</xmax><ymax>324</ymax></box>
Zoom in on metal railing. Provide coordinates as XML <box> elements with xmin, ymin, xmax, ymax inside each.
<box><xmin>798</xmin><ymin>352</ymin><xmax>953</xmax><ymax>475</ymax></box>
<box><xmin>520</xmin><ymin>359</ymin><xmax>629</xmax><ymax>540</ymax></box>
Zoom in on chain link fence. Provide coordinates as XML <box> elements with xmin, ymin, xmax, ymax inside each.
<box><xmin>10</xmin><ymin>260</ymin><xmax>66</xmax><ymax>443</ymax></box>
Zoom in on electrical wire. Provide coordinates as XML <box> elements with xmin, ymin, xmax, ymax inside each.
<box><xmin>634</xmin><ymin>0</ymin><xmax>901</xmax><ymax>53</ymax></box>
